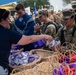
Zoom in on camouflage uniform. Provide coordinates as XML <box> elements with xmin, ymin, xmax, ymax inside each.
<box><xmin>55</xmin><ymin>9</ymin><xmax>76</xmax><ymax>44</ymax></box>
<box><xmin>55</xmin><ymin>25</ymin><xmax>76</xmax><ymax>44</ymax></box>
<box><xmin>41</xmin><ymin>20</ymin><xmax>56</xmax><ymax>50</ymax></box>
<box><xmin>38</xmin><ymin>10</ymin><xmax>56</xmax><ymax>38</ymax></box>
<box><xmin>42</xmin><ymin>21</ymin><xmax>56</xmax><ymax>38</ymax></box>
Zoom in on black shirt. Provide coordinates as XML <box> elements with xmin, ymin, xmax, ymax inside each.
<box><xmin>0</xmin><ymin>25</ymin><xmax>22</xmax><ymax>69</ymax></box>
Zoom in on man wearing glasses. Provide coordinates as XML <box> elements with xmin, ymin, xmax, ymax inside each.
<box><xmin>13</xmin><ymin>3</ymin><xmax>35</xmax><ymax>51</ymax></box>
<box><xmin>55</xmin><ymin>9</ymin><xmax>76</xmax><ymax>45</ymax></box>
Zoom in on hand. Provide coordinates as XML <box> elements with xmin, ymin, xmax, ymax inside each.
<box><xmin>51</xmin><ymin>44</ymin><xmax>61</xmax><ymax>51</ymax></box>
<box><xmin>43</xmin><ymin>35</ymin><xmax>53</xmax><ymax>42</ymax></box>
<box><xmin>34</xmin><ymin>23</ymin><xmax>41</xmax><ymax>31</ymax></box>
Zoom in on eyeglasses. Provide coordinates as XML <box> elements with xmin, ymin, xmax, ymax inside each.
<box><xmin>17</xmin><ymin>12</ymin><xmax>22</xmax><ymax>15</ymax></box>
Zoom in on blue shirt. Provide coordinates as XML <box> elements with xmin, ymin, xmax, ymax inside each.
<box><xmin>13</xmin><ymin>13</ymin><xmax>35</xmax><ymax>51</ymax></box>
<box><xmin>0</xmin><ymin>25</ymin><xmax>22</xmax><ymax>69</ymax></box>
<box><xmin>14</xmin><ymin>13</ymin><xmax>35</xmax><ymax>35</ymax></box>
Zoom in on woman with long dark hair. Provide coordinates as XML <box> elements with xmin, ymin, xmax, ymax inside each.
<box><xmin>0</xmin><ymin>8</ymin><xmax>52</xmax><ymax>75</ymax></box>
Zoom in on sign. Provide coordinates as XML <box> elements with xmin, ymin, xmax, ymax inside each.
<box><xmin>25</xmin><ymin>7</ymin><xmax>31</xmax><ymax>15</ymax></box>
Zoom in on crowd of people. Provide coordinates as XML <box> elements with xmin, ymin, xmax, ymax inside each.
<box><xmin>0</xmin><ymin>1</ymin><xmax>76</xmax><ymax>75</ymax></box>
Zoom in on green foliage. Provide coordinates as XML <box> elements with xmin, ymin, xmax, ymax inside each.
<box><xmin>62</xmin><ymin>0</ymin><xmax>71</xmax><ymax>4</ymax></box>
<box><xmin>19</xmin><ymin>0</ymin><xmax>50</xmax><ymax>10</ymax></box>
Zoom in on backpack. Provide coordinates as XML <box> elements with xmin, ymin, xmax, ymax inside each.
<box><xmin>43</xmin><ymin>21</ymin><xmax>62</xmax><ymax>33</ymax></box>
<box><xmin>60</xmin><ymin>25</ymin><xmax>76</xmax><ymax>45</ymax></box>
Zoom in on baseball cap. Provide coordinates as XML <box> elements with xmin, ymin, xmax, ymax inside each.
<box><xmin>39</xmin><ymin>10</ymin><xmax>48</xmax><ymax>17</ymax></box>
<box><xmin>62</xmin><ymin>9</ymin><xmax>75</xmax><ymax>19</ymax></box>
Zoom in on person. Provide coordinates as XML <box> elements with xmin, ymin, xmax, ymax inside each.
<box><xmin>34</xmin><ymin>10</ymin><xmax>58</xmax><ymax>50</ymax></box>
<box><xmin>13</xmin><ymin>3</ymin><xmax>36</xmax><ymax>51</ymax></box>
<box><xmin>34</xmin><ymin>10</ymin><xmax>56</xmax><ymax>38</ymax></box>
<box><xmin>34</xmin><ymin>13</ymin><xmax>41</xmax><ymax>35</ymax></box>
<box><xmin>48</xmin><ymin>9</ymin><xmax>55</xmax><ymax>21</ymax></box>
<box><xmin>71</xmin><ymin>1</ymin><xmax>76</xmax><ymax>24</ymax></box>
<box><xmin>55</xmin><ymin>9</ymin><xmax>76</xmax><ymax>45</ymax></box>
<box><xmin>0</xmin><ymin>8</ymin><xmax>52</xmax><ymax>75</ymax></box>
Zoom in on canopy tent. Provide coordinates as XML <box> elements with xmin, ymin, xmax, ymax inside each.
<box><xmin>0</xmin><ymin>2</ymin><xmax>17</xmax><ymax>10</ymax></box>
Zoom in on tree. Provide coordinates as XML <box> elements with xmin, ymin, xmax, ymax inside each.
<box><xmin>62</xmin><ymin>0</ymin><xmax>72</xmax><ymax>4</ymax></box>
<box><xmin>19</xmin><ymin>0</ymin><xmax>50</xmax><ymax>10</ymax></box>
